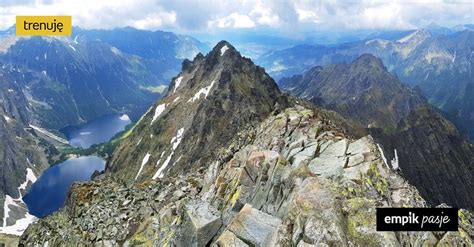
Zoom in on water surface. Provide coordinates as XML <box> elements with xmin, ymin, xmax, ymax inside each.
<box><xmin>61</xmin><ymin>114</ymin><xmax>131</xmax><ymax>148</ymax></box>
<box><xmin>23</xmin><ymin>156</ymin><xmax>105</xmax><ymax>217</ymax></box>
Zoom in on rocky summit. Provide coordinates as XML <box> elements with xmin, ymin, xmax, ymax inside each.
<box><xmin>19</xmin><ymin>42</ymin><xmax>474</xmax><ymax>246</ymax></box>
<box><xmin>107</xmin><ymin>41</ymin><xmax>288</xmax><ymax>182</ymax></box>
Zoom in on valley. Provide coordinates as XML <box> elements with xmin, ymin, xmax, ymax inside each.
<box><xmin>0</xmin><ymin>26</ymin><xmax>205</xmax><ymax>243</ymax></box>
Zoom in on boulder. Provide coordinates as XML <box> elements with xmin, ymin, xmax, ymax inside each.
<box><xmin>225</xmin><ymin>204</ymin><xmax>282</xmax><ymax>246</ymax></box>
<box><xmin>308</xmin><ymin>139</ymin><xmax>347</xmax><ymax>178</ymax></box>
<box><xmin>214</xmin><ymin>230</ymin><xmax>249</xmax><ymax>247</ymax></box>
<box><xmin>180</xmin><ymin>201</ymin><xmax>222</xmax><ymax>247</ymax></box>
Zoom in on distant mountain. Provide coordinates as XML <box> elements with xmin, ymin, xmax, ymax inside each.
<box><xmin>256</xmin><ymin>44</ymin><xmax>332</xmax><ymax>80</ymax></box>
<box><xmin>74</xmin><ymin>27</ymin><xmax>209</xmax><ymax>80</ymax></box>
<box><xmin>424</xmin><ymin>22</ymin><xmax>454</xmax><ymax>36</ymax></box>
<box><xmin>259</xmin><ymin>28</ymin><xmax>474</xmax><ymax>139</ymax></box>
<box><xmin>280</xmin><ymin>54</ymin><xmax>425</xmax><ymax>130</ymax></box>
<box><xmin>0</xmin><ymin>36</ymin><xmax>159</xmax><ymax>128</ymax></box>
<box><xmin>107</xmin><ymin>41</ymin><xmax>288</xmax><ymax>181</ymax></box>
<box><xmin>281</xmin><ymin>54</ymin><xmax>474</xmax><ymax>210</ymax></box>
<box><xmin>0</xmin><ymin>27</ymin><xmax>208</xmax><ymax>129</ymax></box>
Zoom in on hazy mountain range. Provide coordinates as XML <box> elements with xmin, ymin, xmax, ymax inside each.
<box><xmin>0</xmin><ymin>25</ymin><xmax>472</xmax><ymax>245</ymax></box>
<box><xmin>257</xmin><ymin>26</ymin><xmax>474</xmax><ymax>140</ymax></box>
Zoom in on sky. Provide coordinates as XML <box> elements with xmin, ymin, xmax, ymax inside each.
<box><xmin>1</xmin><ymin>0</ymin><xmax>473</xmax><ymax>38</ymax></box>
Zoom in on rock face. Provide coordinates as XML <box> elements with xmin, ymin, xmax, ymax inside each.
<box><xmin>280</xmin><ymin>54</ymin><xmax>425</xmax><ymax>130</ymax></box>
<box><xmin>0</xmin><ymin>69</ymin><xmax>52</xmax><ymax>234</ymax></box>
<box><xmin>107</xmin><ymin>41</ymin><xmax>288</xmax><ymax>182</ymax></box>
<box><xmin>19</xmin><ymin>106</ymin><xmax>474</xmax><ymax>246</ymax></box>
<box><xmin>281</xmin><ymin>54</ymin><xmax>474</xmax><ymax>211</ymax></box>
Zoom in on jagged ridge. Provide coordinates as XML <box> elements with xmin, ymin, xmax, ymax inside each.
<box><xmin>107</xmin><ymin>41</ymin><xmax>288</xmax><ymax>182</ymax></box>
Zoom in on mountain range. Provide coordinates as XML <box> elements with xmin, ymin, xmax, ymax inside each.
<box><xmin>0</xmin><ymin>24</ymin><xmax>472</xmax><ymax>245</ymax></box>
<box><xmin>257</xmin><ymin>27</ymin><xmax>474</xmax><ymax>140</ymax></box>
<box><xmin>19</xmin><ymin>41</ymin><xmax>474</xmax><ymax>246</ymax></box>
<box><xmin>0</xmin><ymin>27</ymin><xmax>206</xmax><ymax>237</ymax></box>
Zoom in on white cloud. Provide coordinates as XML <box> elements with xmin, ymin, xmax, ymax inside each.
<box><xmin>296</xmin><ymin>9</ymin><xmax>320</xmax><ymax>24</ymax></box>
<box><xmin>249</xmin><ymin>1</ymin><xmax>280</xmax><ymax>26</ymax></box>
<box><xmin>208</xmin><ymin>13</ymin><xmax>255</xmax><ymax>28</ymax></box>
<box><xmin>0</xmin><ymin>0</ymin><xmax>471</xmax><ymax>32</ymax></box>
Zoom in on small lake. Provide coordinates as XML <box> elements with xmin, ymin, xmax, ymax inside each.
<box><xmin>23</xmin><ymin>156</ymin><xmax>105</xmax><ymax>217</ymax></box>
<box><xmin>61</xmin><ymin>114</ymin><xmax>132</xmax><ymax>148</ymax></box>
<box><xmin>23</xmin><ymin>114</ymin><xmax>132</xmax><ymax>217</ymax></box>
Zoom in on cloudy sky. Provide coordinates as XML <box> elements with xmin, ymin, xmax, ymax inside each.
<box><xmin>1</xmin><ymin>0</ymin><xmax>472</xmax><ymax>36</ymax></box>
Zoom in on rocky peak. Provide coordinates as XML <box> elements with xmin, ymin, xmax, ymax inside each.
<box><xmin>211</xmin><ymin>40</ymin><xmax>236</xmax><ymax>56</ymax></box>
<box><xmin>107</xmin><ymin>41</ymin><xmax>288</xmax><ymax>182</ymax></box>
<box><xmin>350</xmin><ymin>53</ymin><xmax>386</xmax><ymax>71</ymax></box>
<box><xmin>282</xmin><ymin>54</ymin><xmax>425</xmax><ymax>129</ymax></box>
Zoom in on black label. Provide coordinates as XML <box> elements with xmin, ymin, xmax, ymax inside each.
<box><xmin>376</xmin><ymin>208</ymin><xmax>458</xmax><ymax>231</ymax></box>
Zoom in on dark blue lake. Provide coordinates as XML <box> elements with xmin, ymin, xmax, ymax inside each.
<box><xmin>61</xmin><ymin>114</ymin><xmax>132</xmax><ymax>148</ymax></box>
<box><xmin>23</xmin><ymin>156</ymin><xmax>105</xmax><ymax>217</ymax></box>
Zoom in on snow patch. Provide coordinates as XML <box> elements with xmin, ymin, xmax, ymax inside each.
<box><xmin>173</xmin><ymin>76</ymin><xmax>183</xmax><ymax>93</ymax></box>
<box><xmin>79</xmin><ymin>131</ymin><xmax>92</xmax><ymax>136</ymax></box>
<box><xmin>391</xmin><ymin>149</ymin><xmax>399</xmax><ymax>170</ymax></box>
<box><xmin>68</xmin><ymin>44</ymin><xmax>76</xmax><ymax>51</ymax></box>
<box><xmin>170</xmin><ymin>128</ymin><xmax>185</xmax><ymax>150</ymax></box>
<box><xmin>153</xmin><ymin>153</ymin><xmax>172</xmax><ymax>179</ymax></box>
<box><xmin>220</xmin><ymin>45</ymin><xmax>229</xmax><ymax>56</ymax></box>
<box><xmin>3</xmin><ymin>115</ymin><xmax>12</xmax><ymax>123</ymax></box>
<box><xmin>119</xmin><ymin>114</ymin><xmax>131</xmax><ymax>122</ymax></box>
<box><xmin>188</xmin><ymin>80</ymin><xmax>216</xmax><ymax>103</ymax></box>
<box><xmin>41</xmin><ymin>70</ymin><xmax>47</xmax><ymax>76</ymax></box>
<box><xmin>111</xmin><ymin>47</ymin><xmax>121</xmax><ymax>55</ymax></box>
<box><xmin>152</xmin><ymin>128</ymin><xmax>185</xmax><ymax>179</ymax></box>
<box><xmin>136</xmin><ymin>138</ymin><xmax>143</xmax><ymax>146</ymax></box>
<box><xmin>173</xmin><ymin>96</ymin><xmax>180</xmax><ymax>103</ymax></box>
<box><xmin>18</xmin><ymin>168</ymin><xmax>36</xmax><ymax>196</ymax></box>
<box><xmin>29</xmin><ymin>125</ymin><xmax>68</xmax><ymax>144</ymax></box>
<box><xmin>2</xmin><ymin>168</ymin><xmax>38</xmax><ymax>237</ymax></box>
<box><xmin>376</xmin><ymin>144</ymin><xmax>390</xmax><ymax>170</ymax></box>
<box><xmin>151</xmin><ymin>104</ymin><xmax>166</xmax><ymax>124</ymax></box>
<box><xmin>0</xmin><ymin>195</ymin><xmax>36</xmax><ymax>235</ymax></box>
<box><xmin>135</xmin><ymin>152</ymin><xmax>151</xmax><ymax>180</ymax></box>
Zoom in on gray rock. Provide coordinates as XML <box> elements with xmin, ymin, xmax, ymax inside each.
<box><xmin>214</xmin><ymin>230</ymin><xmax>249</xmax><ymax>247</ymax></box>
<box><xmin>308</xmin><ymin>139</ymin><xmax>347</xmax><ymax>178</ymax></box>
<box><xmin>226</xmin><ymin>204</ymin><xmax>282</xmax><ymax>246</ymax></box>
<box><xmin>180</xmin><ymin>201</ymin><xmax>222</xmax><ymax>247</ymax></box>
